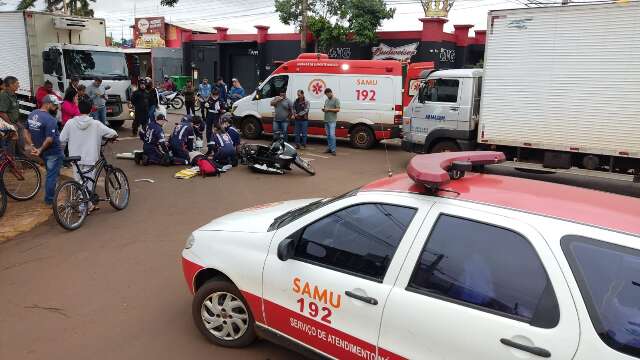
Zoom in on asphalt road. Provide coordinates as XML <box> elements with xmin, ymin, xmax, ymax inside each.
<box><xmin>0</xmin><ymin>120</ymin><xmax>412</xmax><ymax>360</ymax></box>
<box><xmin>2</xmin><ymin>119</ymin><xmax>639</xmax><ymax>360</ymax></box>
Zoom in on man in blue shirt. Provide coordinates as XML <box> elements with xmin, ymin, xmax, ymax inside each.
<box><xmin>197</xmin><ymin>78</ymin><xmax>212</xmax><ymax>119</ymax></box>
<box><xmin>29</xmin><ymin>95</ymin><xmax>63</xmax><ymax>205</ymax></box>
<box><xmin>170</xmin><ymin>115</ymin><xmax>195</xmax><ymax>164</ymax></box>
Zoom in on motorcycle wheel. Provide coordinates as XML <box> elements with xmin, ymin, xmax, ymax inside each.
<box><xmin>171</xmin><ymin>96</ymin><xmax>184</xmax><ymax>110</ymax></box>
<box><xmin>294</xmin><ymin>157</ymin><xmax>315</xmax><ymax>176</ymax></box>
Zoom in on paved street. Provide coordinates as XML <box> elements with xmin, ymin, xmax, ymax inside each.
<box><xmin>0</xmin><ymin>120</ymin><xmax>412</xmax><ymax>360</ymax></box>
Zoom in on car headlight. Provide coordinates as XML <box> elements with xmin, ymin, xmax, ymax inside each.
<box><xmin>185</xmin><ymin>234</ymin><xmax>196</xmax><ymax>249</ymax></box>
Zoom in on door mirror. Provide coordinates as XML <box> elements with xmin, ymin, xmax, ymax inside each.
<box><xmin>277</xmin><ymin>238</ymin><xmax>296</xmax><ymax>261</ymax></box>
<box><xmin>43</xmin><ymin>49</ymin><xmax>63</xmax><ymax>76</ymax></box>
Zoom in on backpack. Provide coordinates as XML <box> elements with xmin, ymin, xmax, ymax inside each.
<box><xmin>197</xmin><ymin>158</ymin><xmax>218</xmax><ymax>177</ymax></box>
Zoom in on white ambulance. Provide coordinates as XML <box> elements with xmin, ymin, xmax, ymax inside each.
<box><xmin>231</xmin><ymin>53</ymin><xmax>403</xmax><ymax>149</ymax></box>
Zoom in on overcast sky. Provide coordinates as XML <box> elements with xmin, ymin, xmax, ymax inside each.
<box><xmin>0</xmin><ymin>0</ymin><xmax>526</xmax><ymax>40</ymax></box>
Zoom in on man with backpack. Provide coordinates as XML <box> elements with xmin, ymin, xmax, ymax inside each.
<box><xmin>170</xmin><ymin>115</ymin><xmax>195</xmax><ymax>165</ymax></box>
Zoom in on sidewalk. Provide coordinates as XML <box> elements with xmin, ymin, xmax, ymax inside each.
<box><xmin>0</xmin><ymin>167</ymin><xmax>73</xmax><ymax>244</ymax></box>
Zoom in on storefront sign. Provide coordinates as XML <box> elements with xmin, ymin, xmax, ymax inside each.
<box><xmin>372</xmin><ymin>42</ymin><xmax>419</xmax><ymax>62</ymax></box>
<box><xmin>135</xmin><ymin>17</ymin><xmax>166</xmax><ymax>48</ymax></box>
<box><xmin>328</xmin><ymin>47</ymin><xmax>352</xmax><ymax>59</ymax></box>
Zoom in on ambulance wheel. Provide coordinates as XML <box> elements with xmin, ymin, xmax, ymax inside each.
<box><xmin>193</xmin><ymin>279</ymin><xmax>257</xmax><ymax>348</ymax></box>
<box><xmin>350</xmin><ymin>125</ymin><xmax>376</xmax><ymax>149</ymax></box>
<box><xmin>430</xmin><ymin>140</ymin><xmax>460</xmax><ymax>153</ymax></box>
<box><xmin>241</xmin><ymin>117</ymin><xmax>262</xmax><ymax>139</ymax></box>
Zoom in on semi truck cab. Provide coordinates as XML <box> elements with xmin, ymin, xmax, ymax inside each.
<box><xmin>402</xmin><ymin>69</ymin><xmax>482</xmax><ymax>153</ymax></box>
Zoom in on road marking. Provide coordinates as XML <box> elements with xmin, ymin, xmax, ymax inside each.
<box><xmin>302</xmin><ymin>152</ymin><xmax>329</xmax><ymax>159</ymax></box>
<box><xmin>117</xmin><ymin>136</ymin><xmax>139</xmax><ymax>141</ymax></box>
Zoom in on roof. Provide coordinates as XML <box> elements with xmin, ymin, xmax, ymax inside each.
<box><xmin>430</xmin><ymin>68</ymin><xmax>483</xmax><ymax>78</ymax></box>
<box><xmin>362</xmin><ymin>172</ymin><xmax>640</xmax><ymax>236</ymax></box>
<box><xmin>272</xmin><ymin>54</ymin><xmax>403</xmax><ymax>76</ymax></box>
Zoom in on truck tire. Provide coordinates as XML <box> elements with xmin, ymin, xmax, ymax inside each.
<box><xmin>241</xmin><ymin>117</ymin><xmax>262</xmax><ymax>139</ymax></box>
<box><xmin>108</xmin><ymin>120</ymin><xmax>124</xmax><ymax>130</ymax></box>
<box><xmin>430</xmin><ymin>140</ymin><xmax>460</xmax><ymax>153</ymax></box>
<box><xmin>350</xmin><ymin>125</ymin><xmax>376</xmax><ymax>149</ymax></box>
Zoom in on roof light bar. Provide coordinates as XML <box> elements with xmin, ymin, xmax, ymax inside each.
<box><xmin>407</xmin><ymin>151</ymin><xmax>506</xmax><ymax>191</ymax></box>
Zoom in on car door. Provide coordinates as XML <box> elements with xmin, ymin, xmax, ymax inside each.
<box><xmin>261</xmin><ymin>193</ymin><xmax>432</xmax><ymax>359</ymax></box>
<box><xmin>256</xmin><ymin>75</ymin><xmax>289</xmax><ymax>130</ymax></box>
<box><xmin>378</xmin><ymin>203</ymin><xmax>580</xmax><ymax>360</ymax></box>
<box><xmin>411</xmin><ymin>78</ymin><xmax>461</xmax><ymax>139</ymax></box>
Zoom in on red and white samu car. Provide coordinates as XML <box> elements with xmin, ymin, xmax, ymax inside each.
<box><xmin>182</xmin><ymin>151</ymin><xmax>640</xmax><ymax>360</ymax></box>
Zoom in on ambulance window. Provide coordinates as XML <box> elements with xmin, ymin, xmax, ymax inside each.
<box><xmin>562</xmin><ymin>235</ymin><xmax>640</xmax><ymax>358</ymax></box>
<box><xmin>259</xmin><ymin>75</ymin><xmax>288</xmax><ymax>98</ymax></box>
<box><xmin>408</xmin><ymin>215</ymin><xmax>559</xmax><ymax>328</ymax></box>
<box><xmin>421</xmin><ymin>79</ymin><xmax>459</xmax><ymax>103</ymax></box>
<box><xmin>294</xmin><ymin>204</ymin><xmax>416</xmax><ymax>281</ymax></box>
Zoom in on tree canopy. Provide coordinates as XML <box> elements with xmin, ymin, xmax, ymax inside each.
<box><xmin>17</xmin><ymin>0</ymin><xmax>96</xmax><ymax>17</ymax></box>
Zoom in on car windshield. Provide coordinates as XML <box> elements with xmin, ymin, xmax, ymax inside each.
<box><xmin>63</xmin><ymin>49</ymin><xmax>129</xmax><ymax>80</ymax></box>
<box><xmin>268</xmin><ymin>188</ymin><xmax>359</xmax><ymax>231</ymax></box>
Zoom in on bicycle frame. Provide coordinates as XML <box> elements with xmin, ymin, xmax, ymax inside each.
<box><xmin>0</xmin><ymin>149</ymin><xmax>28</xmax><ymax>181</ymax></box>
<box><xmin>68</xmin><ymin>142</ymin><xmax>120</xmax><ymax>204</ymax></box>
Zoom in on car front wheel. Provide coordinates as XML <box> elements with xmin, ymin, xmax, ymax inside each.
<box><xmin>192</xmin><ymin>279</ymin><xmax>257</xmax><ymax>348</ymax></box>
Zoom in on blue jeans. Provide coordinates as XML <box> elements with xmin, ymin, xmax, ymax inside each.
<box><xmin>325</xmin><ymin>122</ymin><xmax>336</xmax><ymax>153</ymax></box>
<box><xmin>148</xmin><ymin>105</ymin><xmax>157</xmax><ymax>123</ymax></box>
<box><xmin>273</xmin><ymin>120</ymin><xmax>289</xmax><ymax>140</ymax></box>
<box><xmin>91</xmin><ymin>106</ymin><xmax>107</xmax><ymax>124</ymax></box>
<box><xmin>294</xmin><ymin>120</ymin><xmax>308</xmax><ymax>146</ymax></box>
<box><xmin>44</xmin><ymin>154</ymin><xmax>63</xmax><ymax>205</ymax></box>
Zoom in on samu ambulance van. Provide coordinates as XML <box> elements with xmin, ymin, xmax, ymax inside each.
<box><xmin>231</xmin><ymin>53</ymin><xmax>403</xmax><ymax>149</ymax></box>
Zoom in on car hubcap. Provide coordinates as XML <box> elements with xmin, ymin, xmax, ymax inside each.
<box><xmin>356</xmin><ymin>132</ymin><xmax>368</xmax><ymax>146</ymax></box>
<box><xmin>201</xmin><ymin>292</ymin><xmax>249</xmax><ymax>341</ymax></box>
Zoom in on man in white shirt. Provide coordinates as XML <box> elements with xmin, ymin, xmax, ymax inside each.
<box><xmin>60</xmin><ymin>96</ymin><xmax>117</xmax><ymax>196</ymax></box>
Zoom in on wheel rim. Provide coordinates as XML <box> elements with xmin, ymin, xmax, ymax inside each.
<box><xmin>244</xmin><ymin>122</ymin><xmax>256</xmax><ymax>136</ymax></box>
<box><xmin>55</xmin><ymin>183</ymin><xmax>87</xmax><ymax>228</ymax></box>
<box><xmin>107</xmin><ymin>170</ymin><xmax>129</xmax><ymax>208</ymax></box>
<box><xmin>354</xmin><ymin>131</ymin><xmax>369</xmax><ymax>146</ymax></box>
<box><xmin>201</xmin><ymin>292</ymin><xmax>249</xmax><ymax>341</ymax></box>
<box><xmin>3</xmin><ymin>160</ymin><xmax>40</xmax><ymax>199</ymax></box>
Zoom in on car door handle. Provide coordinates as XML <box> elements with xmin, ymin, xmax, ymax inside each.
<box><xmin>449</xmin><ymin>106</ymin><xmax>459</xmax><ymax>111</ymax></box>
<box><xmin>500</xmin><ymin>338</ymin><xmax>551</xmax><ymax>358</ymax></box>
<box><xmin>345</xmin><ymin>291</ymin><xmax>378</xmax><ymax>305</ymax></box>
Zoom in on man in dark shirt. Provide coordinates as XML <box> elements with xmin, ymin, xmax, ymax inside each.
<box><xmin>129</xmin><ymin>81</ymin><xmax>150</xmax><ymax>136</ymax></box>
<box><xmin>29</xmin><ymin>95</ymin><xmax>63</xmax><ymax>205</ymax></box>
<box><xmin>0</xmin><ymin>76</ymin><xmax>29</xmax><ymax>157</ymax></box>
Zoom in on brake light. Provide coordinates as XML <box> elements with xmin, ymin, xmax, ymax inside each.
<box><xmin>394</xmin><ymin>105</ymin><xmax>403</xmax><ymax>125</ymax></box>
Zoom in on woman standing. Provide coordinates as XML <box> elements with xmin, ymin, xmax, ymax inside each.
<box><xmin>293</xmin><ymin>90</ymin><xmax>310</xmax><ymax>149</ymax></box>
<box><xmin>183</xmin><ymin>80</ymin><xmax>196</xmax><ymax>116</ymax></box>
<box><xmin>61</xmin><ymin>88</ymin><xmax>80</xmax><ymax>127</ymax></box>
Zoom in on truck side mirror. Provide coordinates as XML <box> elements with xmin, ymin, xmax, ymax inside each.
<box><xmin>277</xmin><ymin>238</ymin><xmax>296</xmax><ymax>261</ymax></box>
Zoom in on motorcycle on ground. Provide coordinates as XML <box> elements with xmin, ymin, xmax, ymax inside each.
<box><xmin>239</xmin><ymin>132</ymin><xmax>315</xmax><ymax>176</ymax></box>
<box><xmin>159</xmin><ymin>91</ymin><xmax>184</xmax><ymax>110</ymax></box>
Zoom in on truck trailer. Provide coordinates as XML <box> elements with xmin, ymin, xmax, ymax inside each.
<box><xmin>0</xmin><ymin>11</ymin><xmax>132</xmax><ymax>128</ymax></box>
<box><xmin>402</xmin><ymin>2</ymin><xmax>640</xmax><ymax>180</ymax></box>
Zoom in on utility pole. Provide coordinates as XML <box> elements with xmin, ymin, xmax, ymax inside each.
<box><xmin>300</xmin><ymin>0</ymin><xmax>308</xmax><ymax>53</ymax></box>
<box><xmin>62</xmin><ymin>0</ymin><xmax>68</xmax><ymax>15</ymax></box>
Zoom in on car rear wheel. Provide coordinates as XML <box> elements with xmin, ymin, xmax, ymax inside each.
<box><xmin>192</xmin><ymin>279</ymin><xmax>257</xmax><ymax>348</ymax></box>
<box><xmin>430</xmin><ymin>140</ymin><xmax>460</xmax><ymax>153</ymax></box>
<box><xmin>350</xmin><ymin>125</ymin><xmax>376</xmax><ymax>149</ymax></box>
<box><xmin>241</xmin><ymin>116</ymin><xmax>262</xmax><ymax>139</ymax></box>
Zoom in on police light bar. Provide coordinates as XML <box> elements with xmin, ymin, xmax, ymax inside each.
<box><xmin>407</xmin><ymin>151</ymin><xmax>506</xmax><ymax>190</ymax></box>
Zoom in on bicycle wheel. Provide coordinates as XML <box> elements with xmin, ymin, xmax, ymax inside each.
<box><xmin>0</xmin><ymin>187</ymin><xmax>7</xmax><ymax>218</ymax></box>
<box><xmin>53</xmin><ymin>180</ymin><xmax>89</xmax><ymax>231</ymax></box>
<box><xmin>171</xmin><ymin>96</ymin><xmax>184</xmax><ymax>110</ymax></box>
<box><xmin>1</xmin><ymin>158</ymin><xmax>41</xmax><ymax>201</ymax></box>
<box><xmin>105</xmin><ymin>167</ymin><xmax>130</xmax><ymax>210</ymax></box>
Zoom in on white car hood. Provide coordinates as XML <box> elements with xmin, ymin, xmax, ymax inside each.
<box><xmin>198</xmin><ymin>198</ymin><xmax>322</xmax><ymax>233</ymax></box>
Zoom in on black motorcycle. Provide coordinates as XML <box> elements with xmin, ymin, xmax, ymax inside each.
<box><xmin>239</xmin><ymin>133</ymin><xmax>315</xmax><ymax>176</ymax></box>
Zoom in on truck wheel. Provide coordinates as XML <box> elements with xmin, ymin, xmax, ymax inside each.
<box><xmin>350</xmin><ymin>125</ymin><xmax>376</xmax><ymax>149</ymax></box>
<box><xmin>108</xmin><ymin>120</ymin><xmax>124</xmax><ymax>130</ymax></box>
<box><xmin>430</xmin><ymin>140</ymin><xmax>460</xmax><ymax>153</ymax></box>
<box><xmin>241</xmin><ymin>117</ymin><xmax>262</xmax><ymax>139</ymax></box>
<box><xmin>192</xmin><ymin>279</ymin><xmax>257</xmax><ymax>348</ymax></box>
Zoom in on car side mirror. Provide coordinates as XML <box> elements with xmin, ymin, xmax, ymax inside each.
<box><xmin>277</xmin><ymin>238</ymin><xmax>296</xmax><ymax>261</ymax></box>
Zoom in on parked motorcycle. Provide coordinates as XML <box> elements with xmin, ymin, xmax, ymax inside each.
<box><xmin>239</xmin><ymin>133</ymin><xmax>315</xmax><ymax>176</ymax></box>
<box><xmin>159</xmin><ymin>91</ymin><xmax>184</xmax><ymax>110</ymax></box>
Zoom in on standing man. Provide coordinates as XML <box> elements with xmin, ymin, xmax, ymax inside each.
<box><xmin>183</xmin><ymin>80</ymin><xmax>196</xmax><ymax>116</ymax></box>
<box><xmin>216</xmin><ymin>78</ymin><xmax>228</xmax><ymax>105</ymax></box>
<box><xmin>293</xmin><ymin>89</ymin><xmax>310</xmax><ymax>149</ymax></box>
<box><xmin>28</xmin><ymin>95</ymin><xmax>63</xmax><ymax>206</ymax></box>
<box><xmin>205</xmin><ymin>89</ymin><xmax>225</xmax><ymax>143</ymax></box>
<box><xmin>322</xmin><ymin>88</ymin><xmax>340</xmax><ymax>156</ymax></box>
<box><xmin>0</xmin><ymin>76</ymin><xmax>28</xmax><ymax>157</ymax></box>
<box><xmin>145</xmin><ymin>77</ymin><xmax>159</xmax><ymax>125</ymax></box>
<box><xmin>87</xmin><ymin>77</ymin><xmax>108</xmax><ymax>125</ymax></box>
<box><xmin>129</xmin><ymin>80</ymin><xmax>150</xmax><ymax>136</ymax></box>
<box><xmin>198</xmin><ymin>78</ymin><xmax>212</xmax><ymax>119</ymax></box>
<box><xmin>270</xmin><ymin>89</ymin><xmax>293</xmax><ymax>140</ymax></box>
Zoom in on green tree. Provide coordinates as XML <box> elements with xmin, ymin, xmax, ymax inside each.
<box><xmin>17</xmin><ymin>0</ymin><xmax>96</xmax><ymax>17</ymax></box>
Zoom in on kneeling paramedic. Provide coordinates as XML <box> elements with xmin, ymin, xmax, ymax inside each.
<box><xmin>207</xmin><ymin>122</ymin><xmax>237</xmax><ymax>166</ymax></box>
<box><xmin>170</xmin><ymin>115</ymin><xmax>195</xmax><ymax>164</ymax></box>
<box><xmin>140</xmin><ymin>114</ymin><xmax>172</xmax><ymax>166</ymax></box>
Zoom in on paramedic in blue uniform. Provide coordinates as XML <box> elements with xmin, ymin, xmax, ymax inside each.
<box><xmin>208</xmin><ymin>122</ymin><xmax>237</xmax><ymax>166</ymax></box>
<box><xmin>140</xmin><ymin>114</ymin><xmax>171</xmax><ymax>166</ymax></box>
<box><xmin>170</xmin><ymin>115</ymin><xmax>195</xmax><ymax>164</ymax></box>
<box><xmin>205</xmin><ymin>89</ymin><xmax>225</xmax><ymax>144</ymax></box>
<box><xmin>221</xmin><ymin>115</ymin><xmax>241</xmax><ymax>151</ymax></box>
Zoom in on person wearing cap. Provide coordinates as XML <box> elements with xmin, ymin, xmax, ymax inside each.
<box><xmin>129</xmin><ymin>80</ymin><xmax>150</xmax><ymax>136</ymax></box>
<box><xmin>229</xmin><ymin>78</ymin><xmax>245</xmax><ymax>104</ymax></box>
<box><xmin>140</xmin><ymin>114</ymin><xmax>171</xmax><ymax>166</ymax></box>
<box><xmin>87</xmin><ymin>77</ymin><xmax>108</xmax><ymax>125</ymax></box>
<box><xmin>28</xmin><ymin>94</ymin><xmax>63</xmax><ymax>205</ymax></box>
<box><xmin>198</xmin><ymin>78</ymin><xmax>212</xmax><ymax>119</ymax></box>
<box><xmin>169</xmin><ymin>115</ymin><xmax>195</xmax><ymax>165</ymax></box>
<box><xmin>60</xmin><ymin>97</ymin><xmax>117</xmax><ymax>200</ymax></box>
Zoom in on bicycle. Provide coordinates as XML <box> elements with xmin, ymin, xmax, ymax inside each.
<box><xmin>53</xmin><ymin>138</ymin><xmax>130</xmax><ymax>230</ymax></box>
<box><xmin>0</xmin><ymin>131</ymin><xmax>42</xmax><ymax>201</ymax></box>
<box><xmin>0</xmin><ymin>185</ymin><xmax>7</xmax><ymax>218</ymax></box>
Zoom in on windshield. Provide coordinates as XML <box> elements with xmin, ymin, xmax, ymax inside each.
<box><xmin>63</xmin><ymin>49</ymin><xmax>128</xmax><ymax>80</ymax></box>
<box><xmin>268</xmin><ymin>188</ymin><xmax>360</xmax><ymax>231</ymax></box>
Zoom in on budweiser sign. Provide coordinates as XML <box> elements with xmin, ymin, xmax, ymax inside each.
<box><xmin>371</xmin><ymin>42</ymin><xmax>419</xmax><ymax>62</ymax></box>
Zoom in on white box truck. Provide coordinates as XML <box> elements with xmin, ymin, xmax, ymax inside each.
<box><xmin>402</xmin><ymin>2</ymin><xmax>640</xmax><ymax>180</ymax></box>
<box><xmin>0</xmin><ymin>11</ymin><xmax>132</xmax><ymax>128</ymax></box>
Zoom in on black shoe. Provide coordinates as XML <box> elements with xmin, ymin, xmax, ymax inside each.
<box><xmin>331</xmin><ymin>152</ymin><xmax>336</xmax><ymax>156</ymax></box>
<box><xmin>324</xmin><ymin>149</ymin><xmax>332</xmax><ymax>154</ymax></box>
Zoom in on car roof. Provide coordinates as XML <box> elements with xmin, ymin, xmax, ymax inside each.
<box><xmin>362</xmin><ymin>172</ymin><xmax>640</xmax><ymax>236</ymax></box>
